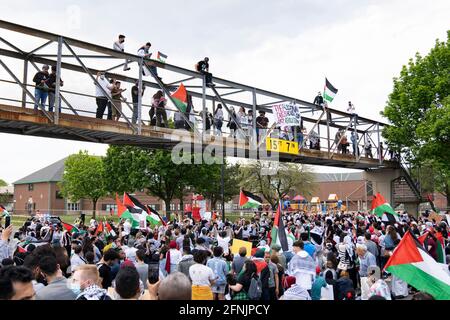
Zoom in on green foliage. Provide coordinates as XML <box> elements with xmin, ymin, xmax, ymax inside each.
<box><xmin>60</xmin><ymin>151</ymin><xmax>107</xmax><ymax>218</ymax></box>
<box><xmin>193</xmin><ymin>162</ymin><xmax>241</xmax><ymax>209</ymax></box>
<box><xmin>238</xmin><ymin>161</ymin><xmax>316</xmax><ymax>208</ymax></box>
<box><xmin>0</xmin><ymin>179</ymin><xmax>7</xmax><ymax>187</ymax></box>
<box><xmin>103</xmin><ymin>146</ymin><xmax>241</xmax><ymax>216</ymax></box>
<box><xmin>382</xmin><ymin>30</ymin><xmax>450</xmax><ymax>206</ymax></box>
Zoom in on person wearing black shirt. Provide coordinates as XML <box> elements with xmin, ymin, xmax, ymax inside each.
<box><xmin>196</xmin><ymin>57</ymin><xmax>214</xmax><ymax>87</ymax></box>
<box><xmin>256</xmin><ymin>111</ymin><xmax>269</xmax><ymax>142</ymax></box>
<box><xmin>46</xmin><ymin>66</ymin><xmax>64</xmax><ymax>113</ymax></box>
<box><xmin>313</xmin><ymin>92</ymin><xmax>324</xmax><ymax>106</ymax></box>
<box><xmin>32</xmin><ymin>64</ymin><xmax>50</xmax><ymax>111</ymax></box>
<box><xmin>96</xmin><ymin>249</ymin><xmax>119</xmax><ymax>289</ymax></box>
<box><xmin>131</xmin><ymin>82</ymin><xmax>145</xmax><ymax>125</ymax></box>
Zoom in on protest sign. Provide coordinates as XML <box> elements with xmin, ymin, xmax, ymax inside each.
<box><xmin>231</xmin><ymin>239</ymin><xmax>253</xmax><ymax>257</ymax></box>
<box><xmin>273</xmin><ymin>103</ymin><xmax>301</xmax><ymax>126</ymax></box>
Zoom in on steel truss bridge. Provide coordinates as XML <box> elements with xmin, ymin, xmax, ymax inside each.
<box><xmin>0</xmin><ymin>19</ymin><xmax>424</xmax><ymax>206</ymax></box>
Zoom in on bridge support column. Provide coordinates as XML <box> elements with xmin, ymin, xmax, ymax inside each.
<box><xmin>364</xmin><ymin>168</ymin><xmax>420</xmax><ymax>216</ymax></box>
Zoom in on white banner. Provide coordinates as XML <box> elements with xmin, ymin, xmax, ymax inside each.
<box><xmin>273</xmin><ymin>103</ymin><xmax>301</xmax><ymax>127</ymax></box>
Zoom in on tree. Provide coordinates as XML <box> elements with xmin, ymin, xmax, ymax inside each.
<box><xmin>193</xmin><ymin>162</ymin><xmax>241</xmax><ymax>210</ymax></box>
<box><xmin>382</xmin><ymin>31</ymin><xmax>450</xmax><ymax>206</ymax></box>
<box><xmin>0</xmin><ymin>179</ymin><xmax>7</xmax><ymax>187</ymax></box>
<box><xmin>103</xmin><ymin>146</ymin><xmax>194</xmax><ymax>219</ymax></box>
<box><xmin>238</xmin><ymin>161</ymin><xmax>316</xmax><ymax>208</ymax></box>
<box><xmin>60</xmin><ymin>151</ymin><xmax>107</xmax><ymax>219</ymax></box>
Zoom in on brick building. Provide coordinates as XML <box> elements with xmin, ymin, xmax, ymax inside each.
<box><xmin>12</xmin><ymin>157</ymin><xmax>446</xmax><ymax>216</ymax></box>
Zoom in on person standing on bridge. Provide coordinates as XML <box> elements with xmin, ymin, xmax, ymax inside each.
<box><xmin>95</xmin><ymin>71</ymin><xmax>114</xmax><ymax>120</ymax></box>
<box><xmin>256</xmin><ymin>110</ymin><xmax>269</xmax><ymax>142</ymax></box>
<box><xmin>195</xmin><ymin>57</ymin><xmax>214</xmax><ymax>87</ymax></box>
<box><xmin>131</xmin><ymin>81</ymin><xmax>145</xmax><ymax>125</ymax></box>
<box><xmin>151</xmin><ymin>90</ymin><xmax>168</xmax><ymax>127</ymax></box>
<box><xmin>32</xmin><ymin>64</ymin><xmax>50</xmax><ymax>111</ymax></box>
<box><xmin>138</xmin><ymin>42</ymin><xmax>160</xmax><ymax>80</ymax></box>
<box><xmin>111</xmin><ymin>80</ymin><xmax>126</xmax><ymax>121</ymax></box>
<box><xmin>113</xmin><ymin>35</ymin><xmax>131</xmax><ymax>71</ymax></box>
<box><xmin>47</xmin><ymin>66</ymin><xmax>64</xmax><ymax>114</ymax></box>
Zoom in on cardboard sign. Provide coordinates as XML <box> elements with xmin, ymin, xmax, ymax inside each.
<box><xmin>273</xmin><ymin>103</ymin><xmax>301</xmax><ymax>126</ymax></box>
<box><xmin>230</xmin><ymin>239</ymin><xmax>253</xmax><ymax>257</ymax></box>
<box><xmin>429</xmin><ymin>212</ymin><xmax>443</xmax><ymax>223</ymax></box>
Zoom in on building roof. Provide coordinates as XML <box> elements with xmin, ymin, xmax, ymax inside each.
<box><xmin>314</xmin><ymin>172</ymin><xmax>364</xmax><ymax>183</ymax></box>
<box><xmin>14</xmin><ymin>158</ymin><xmax>67</xmax><ymax>185</ymax></box>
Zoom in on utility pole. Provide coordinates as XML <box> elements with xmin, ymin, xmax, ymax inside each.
<box><xmin>221</xmin><ymin>160</ymin><xmax>225</xmax><ymax>221</ymax></box>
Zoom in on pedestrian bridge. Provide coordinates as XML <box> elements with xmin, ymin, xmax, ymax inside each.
<box><xmin>0</xmin><ymin>19</ymin><xmax>403</xmax><ymax>171</ymax></box>
<box><xmin>0</xmin><ymin>19</ymin><xmax>426</xmax><ymax>210</ymax></box>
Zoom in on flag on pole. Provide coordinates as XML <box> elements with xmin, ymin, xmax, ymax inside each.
<box><xmin>418</xmin><ymin>231</ymin><xmax>446</xmax><ymax>264</ymax></box>
<box><xmin>323</xmin><ymin>78</ymin><xmax>338</xmax><ymax>102</ymax></box>
<box><xmin>0</xmin><ymin>205</ymin><xmax>10</xmax><ymax>216</ymax></box>
<box><xmin>157</xmin><ymin>51</ymin><xmax>168</xmax><ymax>63</ymax></box>
<box><xmin>147</xmin><ymin>205</ymin><xmax>166</xmax><ymax>226</ymax></box>
<box><xmin>171</xmin><ymin>83</ymin><xmax>188</xmax><ymax>112</ymax></box>
<box><xmin>61</xmin><ymin>221</ymin><xmax>80</xmax><ymax>234</ymax></box>
<box><xmin>95</xmin><ymin>221</ymin><xmax>104</xmax><ymax>235</ymax></box>
<box><xmin>239</xmin><ymin>189</ymin><xmax>263</xmax><ymax>209</ymax></box>
<box><xmin>371</xmin><ymin>192</ymin><xmax>399</xmax><ymax>224</ymax></box>
<box><xmin>116</xmin><ymin>193</ymin><xmax>140</xmax><ymax>228</ymax></box>
<box><xmin>384</xmin><ymin>231</ymin><xmax>450</xmax><ymax>300</ymax></box>
<box><xmin>271</xmin><ymin>201</ymin><xmax>289</xmax><ymax>252</ymax></box>
<box><xmin>123</xmin><ymin>192</ymin><xmax>164</xmax><ymax>226</ymax></box>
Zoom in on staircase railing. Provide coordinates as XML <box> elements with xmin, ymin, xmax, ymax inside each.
<box><xmin>397</xmin><ymin>155</ymin><xmax>423</xmax><ymax>202</ymax></box>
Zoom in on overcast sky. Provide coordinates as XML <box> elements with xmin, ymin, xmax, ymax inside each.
<box><xmin>0</xmin><ymin>0</ymin><xmax>449</xmax><ymax>184</ymax></box>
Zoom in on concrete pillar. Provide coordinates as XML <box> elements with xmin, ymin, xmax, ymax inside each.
<box><xmin>364</xmin><ymin>168</ymin><xmax>419</xmax><ymax>216</ymax></box>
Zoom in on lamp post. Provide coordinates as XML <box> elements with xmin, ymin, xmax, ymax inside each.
<box><xmin>221</xmin><ymin>161</ymin><xmax>225</xmax><ymax>221</ymax></box>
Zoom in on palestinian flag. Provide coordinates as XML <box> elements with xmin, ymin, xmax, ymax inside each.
<box><xmin>157</xmin><ymin>51</ymin><xmax>168</xmax><ymax>63</ymax></box>
<box><xmin>95</xmin><ymin>221</ymin><xmax>104</xmax><ymax>235</ymax></box>
<box><xmin>147</xmin><ymin>205</ymin><xmax>165</xmax><ymax>226</ymax></box>
<box><xmin>418</xmin><ymin>232</ymin><xmax>446</xmax><ymax>264</ymax></box>
<box><xmin>17</xmin><ymin>245</ymin><xmax>27</xmax><ymax>253</ymax></box>
<box><xmin>171</xmin><ymin>83</ymin><xmax>188</xmax><ymax>112</ymax></box>
<box><xmin>124</xmin><ymin>192</ymin><xmax>163</xmax><ymax>226</ymax></box>
<box><xmin>0</xmin><ymin>205</ymin><xmax>9</xmax><ymax>216</ymax></box>
<box><xmin>239</xmin><ymin>190</ymin><xmax>262</xmax><ymax>209</ymax></box>
<box><xmin>103</xmin><ymin>219</ymin><xmax>116</xmax><ymax>237</ymax></box>
<box><xmin>116</xmin><ymin>193</ymin><xmax>140</xmax><ymax>228</ymax></box>
<box><xmin>270</xmin><ymin>201</ymin><xmax>289</xmax><ymax>252</ymax></box>
<box><xmin>371</xmin><ymin>192</ymin><xmax>398</xmax><ymax>223</ymax></box>
<box><xmin>61</xmin><ymin>221</ymin><xmax>79</xmax><ymax>234</ymax></box>
<box><xmin>384</xmin><ymin>231</ymin><xmax>450</xmax><ymax>300</ymax></box>
<box><xmin>323</xmin><ymin>78</ymin><xmax>338</xmax><ymax>102</ymax></box>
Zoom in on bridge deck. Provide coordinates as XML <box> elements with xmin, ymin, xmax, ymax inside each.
<box><xmin>0</xmin><ymin>104</ymin><xmax>397</xmax><ymax>170</ymax></box>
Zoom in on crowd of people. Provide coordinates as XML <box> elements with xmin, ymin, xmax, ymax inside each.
<box><xmin>1</xmin><ymin>206</ymin><xmax>448</xmax><ymax>300</ymax></box>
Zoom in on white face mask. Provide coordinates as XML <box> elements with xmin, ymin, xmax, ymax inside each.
<box><xmin>69</xmin><ymin>282</ymin><xmax>82</xmax><ymax>296</ymax></box>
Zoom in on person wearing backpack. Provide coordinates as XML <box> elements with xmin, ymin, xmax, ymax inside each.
<box><xmin>229</xmin><ymin>260</ymin><xmax>260</xmax><ymax>300</ymax></box>
<box><xmin>206</xmin><ymin>246</ymin><xmax>229</xmax><ymax>300</ymax></box>
<box><xmin>252</xmin><ymin>248</ymin><xmax>270</xmax><ymax>300</ymax></box>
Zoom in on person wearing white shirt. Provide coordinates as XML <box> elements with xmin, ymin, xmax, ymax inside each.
<box><xmin>189</xmin><ymin>251</ymin><xmax>216</xmax><ymax>300</ymax></box>
<box><xmin>217</xmin><ymin>231</ymin><xmax>230</xmax><ymax>255</ymax></box>
<box><xmin>137</xmin><ymin>42</ymin><xmax>159</xmax><ymax>79</ymax></box>
<box><xmin>113</xmin><ymin>35</ymin><xmax>130</xmax><ymax>71</ymax></box>
<box><xmin>70</xmin><ymin>245</ymin><xmax>86</xmax><ymax>273</ymax></box>
<box><xmin>124</xmin><ymin>239</ymin><xmax>138</xmax><ymax>263</ymax></box>
<box><xmin>122</xmin><ymin>220</ymin><xmax>132</xmax><ymax>237</ymax></box>
<box><xmin>95</xmin><ymin>72</ymin><xmax>114</xmax><ymax>120</ymax></box>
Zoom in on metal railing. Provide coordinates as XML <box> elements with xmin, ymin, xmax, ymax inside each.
<box><xmin>0</xmin><ymin>19</ymin><xmax>392</xmax><ymax>166</ymax></box>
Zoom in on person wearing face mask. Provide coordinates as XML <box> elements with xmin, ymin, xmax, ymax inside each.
<box><xmin>35</xmin><ymin>255</ymin><xmax>76</xmax><ymax>300</ymax></box>
<box><xmin>70</xmin><ymin>264</ymin><xmax>112</xmax><ymax>300</ymax></box>
<box><xmin>95</xmin><ymin>71</ymin><xmax>114</xmax><ymax>120</ymax></box>
<box><xmin>113</xmin><ymin>35</ymin><xmax>131</xmax><ymax>71</ymax></box>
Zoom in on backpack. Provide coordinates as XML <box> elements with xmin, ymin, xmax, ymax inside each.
<box><xmin>248</xmin><ymin>274</ymin><xmax>262</xmax><ymax>300</ymax></box>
